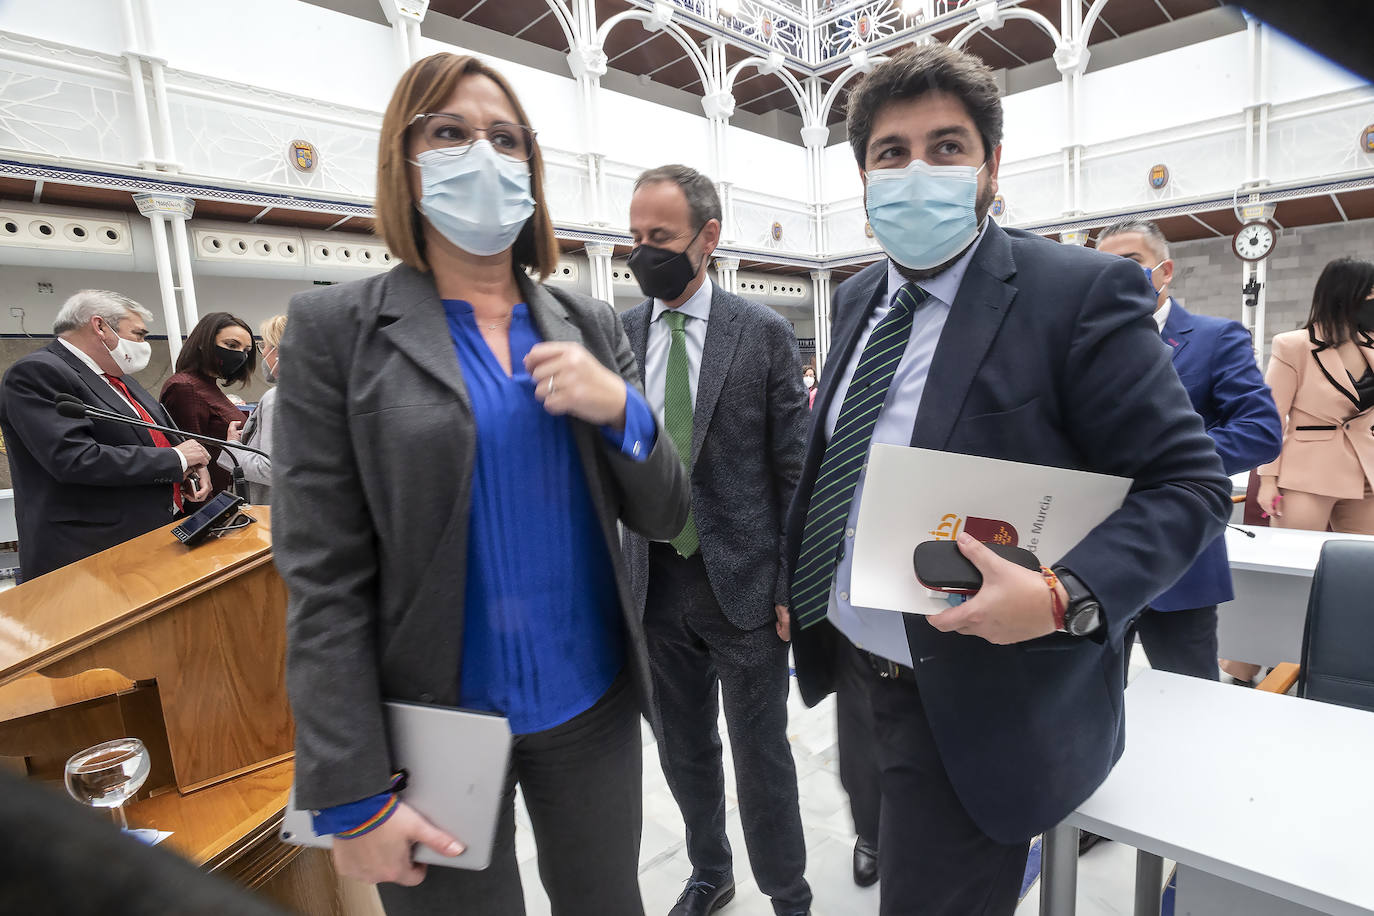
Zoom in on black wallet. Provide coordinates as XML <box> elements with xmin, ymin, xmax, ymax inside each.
<box><xmin>913</xmin><ymin>540</ymin><xmax>1041</xmax><ymax>594</ymax></box>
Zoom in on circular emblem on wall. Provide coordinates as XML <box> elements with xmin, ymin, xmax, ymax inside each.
<box><xmin>1362</xmin><ymin>124</ymin><xmax>1374</xmax><ymax>154</ymax></box>
<box><xmin>770</xmin><ymin>221</ymin><xmax>784</xmax><ymax>242</ymax></box>
<box><xmin>864</xmin><ymin>221</ymin><xmax>874</xmax><ymax>239</ymax></box>
<box><xmin>856</xmin><ymin>14</ymin><xmax>871</xmax><ymax>39</ymax></box>
<box><xmin>1148</xmin><ymin>163</ymin><xmax>1170</xmax><ymax>190</ymax></box>
<box><xmin>289</xmin><ymin>139</ymin><xmax>320</xmax><ymax>173</ymax></box>
<box><xmin>990</xmin><ymin>195</ymin><xmax>1006</xmax><ymax>218</ymax></box>
<box><xmin>761</xmin><ymin>15</ymin><xmax>773</xmax><ymax>41</ymax></box>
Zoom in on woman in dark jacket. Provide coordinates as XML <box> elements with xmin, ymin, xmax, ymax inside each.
<box><xmin>273</xmin><ymin>52</ymin><xmax>688</xmax><ymax>916</ymax></box>
<box><xmin>160</xmin><ymin>312</ymin><xmax>256</xmax><ymax>507</ymax></box>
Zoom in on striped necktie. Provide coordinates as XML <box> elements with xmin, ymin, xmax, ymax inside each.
<box><xmin>662</xmin><ymin>310</ymin><xmax>700</xmax><ymax>557</ymax></box>
<box><xmin>792</xmin><ymin>282</ymin><xmax>929</xmax><ymax>630</ymax></box>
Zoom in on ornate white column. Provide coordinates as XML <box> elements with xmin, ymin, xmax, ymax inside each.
<box><xmin>135</xmin><ymin>194</ymin><xmax>198</xmax><ymax>362</ymax></box>
<box><xmin>1053</xmin><ymin>0</ymin><xmax>1089</xmax><ymax>217</ymax></box>
<box><xmin>802</xmin><ymin>119</ymin><xmax>830</xmax><ymax>258</ymax></box>
<box><xmin>585</xmin><ymin>241</ymin><xmax>616</xmax><ymax>305</ymax></box>
<box><xmin>810</xmin><ymin>268</ymin><xmax>832</xmax><ymax>372</ymax></box>
<box><xmin>119</xmin><ymin>0</ymin><xmax>178</xmax><ymax>170</ymax></box>
<box><xmin>703</xmin><ymin>38</ymin><xmax>734</xmax><ymax>186</ymax></box>
<box><xmin>714</xmin><ymin>257</ymin><xmax>740</xmax><ymax>294</ymax></box>
<box><xmin>567</xmin><ymin>42</ymin><xmax>609</xmax><ymax>225</ymax></box>
<box><xmin>1053</xmin><ymin>39</ymin><xmax>1089</xmax><ymax>216</ymax></box>
<box><xmin>380</xmin><ymin>0</ymin><xmax>429</xmax><ymax>68</ymax></box>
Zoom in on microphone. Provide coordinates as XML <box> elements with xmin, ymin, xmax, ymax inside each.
<box><xmin>55</xmin><ymin>395</ymin><xmax>267</xmax><ymax>502</ymax></box>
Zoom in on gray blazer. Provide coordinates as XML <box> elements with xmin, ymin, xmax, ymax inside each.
<box><xmin>620</xmin><ymin>283</ymin><xmax>809</xmax><ymax>631</ymax></box>
<box><xmin>274</xmin><ymin>264</ymin><xmax>689</xmax><ymax>810</ymax></box>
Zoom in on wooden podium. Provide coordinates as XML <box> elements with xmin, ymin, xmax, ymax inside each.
<box><xmin>0</xmin><ymin>508</ymin><xmax>377</xmax><ymax>914</ymax></box>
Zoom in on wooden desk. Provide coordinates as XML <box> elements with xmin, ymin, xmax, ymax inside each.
<box><xmin>0</xmin><ymin>510</ymin><xmax>366</xmax><ymax>914</ymax></box>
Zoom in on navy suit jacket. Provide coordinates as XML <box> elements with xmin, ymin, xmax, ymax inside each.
<box><xmin>0</xmin><ymin>341</ymin><xmax>185</xmax><ymax>581</ymax></box>
<box><xmin>1151</xmin><ymin>302</ymin><xmax>1282</xmax><ymax>611</ymax></box>
<box><xmin>785</xmin><ymin>222</ymin><xmax>1231</xmax><ymax>843</ymax></box>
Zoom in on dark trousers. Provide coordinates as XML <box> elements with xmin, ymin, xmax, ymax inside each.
<box><xmin>839</xmin><ymin>640</ymin><xmax>1028</xmax><ymax>916</ymax></box>
<box><xmin>1125</xmin><ymin>605</ymin><xmax>1219</xmax><ymax>682</ymax></box>
<box><xmin>644</xmin><ymin>544</ymin><xmax>811</xmax><ymax>914</ymax></box>
<box><xmin>378</xmin><ymin>674</ymin><xmax>644</xmax><ymax>916</ymax></box>
<box><xmin>836</xmin><ymin>636</ymin><xmax>881</xmax><ymax>845</ymax></box>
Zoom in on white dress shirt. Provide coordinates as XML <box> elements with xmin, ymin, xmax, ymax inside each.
<box><xmin>823</xmin><ymin>222</ymin><xmax>989</xmax><ymax>666</ymax></box>
<box><xmin>645</xmin><ymin>275</ymin><xmax>713</xmax><ymax>423</ymax></box>
<box><xmin>1154</xmin><ymin>297</ymin><xmax>1172</xmax><ymax>333</ymax></box>
<box><xmin>57</xmin><ymin>337</ymin><xmax>187</xmax><ymax>473</ymax></box>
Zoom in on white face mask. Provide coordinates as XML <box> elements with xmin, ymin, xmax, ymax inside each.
<box><xmin>803</xmin><ymin>375</ymin><xmax>815</xmax><ymax>389</ymax></box>
<box><xmin>100</xmin><ymin>320</ymin><xmax>152</xmax><ymax>375</ymax></box>
<box><xmin>415</xmin><ymin>141</ymin><xmax>535</xmax><ymax>257</ymax></box>
<box><xmin>261</xmin><ymin>347</ymin><xmax>278</xmax><ymax>384</ymax></box>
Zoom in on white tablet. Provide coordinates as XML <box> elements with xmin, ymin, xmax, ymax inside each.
<box><xmin>280</xmin><ymin>700</ymin><xmax>512</xmax><ymax>870</ymax></box>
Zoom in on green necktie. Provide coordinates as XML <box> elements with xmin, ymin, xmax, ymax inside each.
<box><xmin>662</xmin><ymin>310</ymin><xmax>700</xmax><ymax>558</ymax></box>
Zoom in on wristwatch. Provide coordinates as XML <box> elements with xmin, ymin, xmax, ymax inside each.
<box><xmin>1051</xmin><ymin>567</ymin><xmax>1103</xmax><ymax>637</ymax></box>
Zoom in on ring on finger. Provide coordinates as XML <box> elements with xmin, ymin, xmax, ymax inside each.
<box><xmin>547</xmin><ymin>374</ymin><xmax>556</xmax><ymax>398</ymax></box>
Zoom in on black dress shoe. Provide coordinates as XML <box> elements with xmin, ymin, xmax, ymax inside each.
<box><xmin>853</xmin><ymin>837</ymin><xmax>879</xmax><ymax>888</ymax></box>
<box><xmin>668</xmin><ymin>876</ymin><xmax>735</xmax><ymax>916</ymax></box>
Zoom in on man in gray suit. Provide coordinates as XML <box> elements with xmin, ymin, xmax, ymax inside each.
<box><xmin>621</xmin><ymin>165</ymin><xmax>812</xmax><ymax>916</ymax></box>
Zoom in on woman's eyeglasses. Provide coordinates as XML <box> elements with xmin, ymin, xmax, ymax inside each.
<box><xmin>407</xmin><ymin>113</ymin><xmax>536</xmax><ymax>162</ymax></box>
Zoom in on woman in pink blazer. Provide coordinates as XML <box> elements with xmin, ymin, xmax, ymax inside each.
<box><xmin>1257</xmin><ymin>258</ymin><xmax>1374</xmax><ymax>533</ymax></box>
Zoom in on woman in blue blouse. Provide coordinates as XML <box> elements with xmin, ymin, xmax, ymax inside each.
<box><xmin>273</xmin><ymin>54</ymin><xmax>689</xmax><ymax>915</ymax></box>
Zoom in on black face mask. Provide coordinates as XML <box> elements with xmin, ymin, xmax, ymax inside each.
<box><xmin>1357</xmin><ymin>299</ymin><xmax>1374</xmax><ymax>333</ymax></box>
<box><xmin>628</xmin><ymin>225</ymin><xmax>705</xmax><ymax>302</ymax></box>
<box><xmin>214</xmin><ymin>345</ymin><xmax>250</xmax><ymax>380</ymax></box>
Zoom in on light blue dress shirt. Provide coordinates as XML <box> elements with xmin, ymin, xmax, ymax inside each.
<box><xmin>823</xmin><ymin>223</ymin><xmax>989</xmax><ymax>666</ymax></box>
<box><xmin>645</xmin><ymin>275</ymin><xmax>713</xmax><ymax>422</ymax></box>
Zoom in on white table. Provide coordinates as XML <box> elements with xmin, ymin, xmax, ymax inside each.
<box><xmin>1219</xmin><ymin>526</ymin><xmax>1374</xmax><ymax>666</ymax></box>
<box><xmin>1041</xmin><ymin>670</ymin><xmax>1374</xmax><ymax>916</ymax></box>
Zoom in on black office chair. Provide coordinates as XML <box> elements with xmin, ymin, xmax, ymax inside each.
<box><xmin>1257</xmin><ymin>539</ymin><xmax>1374</xmax><ymax>712</ymax></box>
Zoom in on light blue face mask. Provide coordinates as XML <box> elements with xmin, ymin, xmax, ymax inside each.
<box><xmin>414</xmin><ymin>141</ymin><xmax>535</xmax><ymax>257</ymax></box>
<box><xmin>865</xmin><ymin>159</ymin><xmax>985</xmax><ymax>270</ymax></box>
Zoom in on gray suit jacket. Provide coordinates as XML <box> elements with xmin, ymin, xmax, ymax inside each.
<box><xmin>620</xmin><ymin>283</ymin><xmax>809</xmax><ymax>631</ymax></box>
<box><xmin>274</xmin><ymin>264</ymin><xmax>689</xmax><ymax>810</ymax></box>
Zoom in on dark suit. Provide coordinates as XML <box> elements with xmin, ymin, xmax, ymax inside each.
<box><xmin>0</xmin><ymin>341</ymin><xmax>184</xmax><ymax>582</ymax></box>
<box><xmin>621</xmin><ymin>281</ymin><xmax>811</xmax><ymax>912</ymax></box>
<box><xmin>1128</xmin><ymin>302</ymin><xmax>1282</xmax><ymax>678</ymax></box>
<box><xmin>275</xmin><ymin>265</ymin><xmax>687</xmax><ymax>916</ymax></box>
<box><xmin>787</xmin><ymin>223</ymin><xmax>1230</xmax><ymax>913</ymax></box>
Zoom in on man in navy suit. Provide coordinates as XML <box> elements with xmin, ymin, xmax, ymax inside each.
<box><xmin>0</xmin><ymin>290</ymin><xmax>210</xmax><ymax>581</ymax></box>
<box><xmin>785</xmin><ymin>45</ymin><xmax>1231</xmax><ymax>914</ymax></box>
<box><xmin>1098</xmin><ymin>220</ymin><xmax>1282</xmax><ymax>680</ymax></box>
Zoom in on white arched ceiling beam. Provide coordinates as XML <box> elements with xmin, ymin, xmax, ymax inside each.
<box><xmin>816</xmin><ymin>57</ymin><xmax>887</xmax><ymax>129</ymax></box>
<box><xmin>723</xmin><ymin>56</ymin><xmax>816</xmax><ymax>126</ymax></box>
<box><xmin>596</xmin><ymin>10</ymin><xmax>712</xmax><ymax>93</ymax></box>
<box><xmin>949</xmin><ymin>8</ymin><xmax>1063</xmax><ymax>53</ymax></box>
<box><xmin>542</xmin><ymin>0</ymin><xmax>578</xmax><ymax>50</ymax></box>
<box><xmin>1079</xmin><ymin>0</ymin><xmax>1112</xmax><ymax>45</ymax></box>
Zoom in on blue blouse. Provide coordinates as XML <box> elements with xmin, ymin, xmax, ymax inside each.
<box><xmin>314</xmin><ymin>299</ymin><xmax>656</xmax><ymax>836</ymax></box>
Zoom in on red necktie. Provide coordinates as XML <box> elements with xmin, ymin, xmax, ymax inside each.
<box><xmin>104</xmin><ymin>375</ymin><xmax>182</xmax><ymax>511</ymax></box>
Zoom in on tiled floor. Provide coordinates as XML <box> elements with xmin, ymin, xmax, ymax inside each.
<box><xmin>513</xmin><ymin>650</ymin><xmax>1160</xmax><ymax>916</ymax></box>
